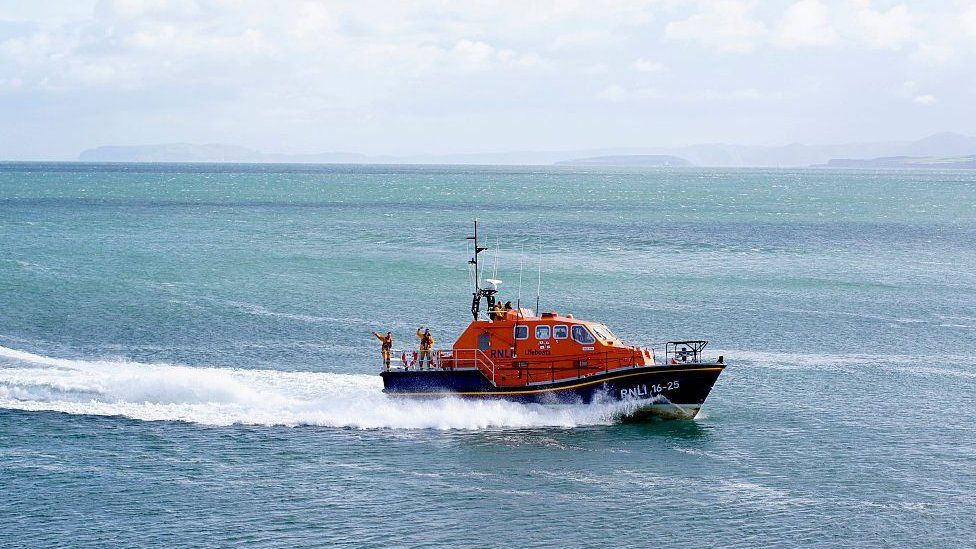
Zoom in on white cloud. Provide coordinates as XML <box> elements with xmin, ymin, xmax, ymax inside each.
<box><xmin>597</xmin><ymin>84</ymin><xmax>661</xmax><ymax>102</ymax></box>
<box><xmin>0</xmin><ymin>1</ymin><xmax>973</xmax><ymax>159</ymax></box>
<box><xmin>291</xmin><ymin>2</ymin><xmax>337</xmax><ymax>40</ymax></box>
<box><xmin>903</xmin><ymin>81</ymin><xmax>936</xmax><ymax>106</ymax></box>
<box><xmin>451</xmin><ymin>39</ymin><xmax>496</xmax><ymax>70</ymax></box>
<box><xmin>912</xmin><ymin>42</ymin><xmax>954</xmax><ymax>65</ymax></box>
<box><xmin>849</xmin><ymin>1</ymin><xmax>915</xmax><ymax>49</ymax></box>
<box><xmin>599</xmin><ymin>84</ymin><xmax>627</xmax><ymax>102</ymax></box>
<box><xmin>633</xmin><ymin>59</ymin><xmax>664</xmax><ymax>73</ymax></box>
<box><xmin>550</xmin><ymin>30</ymin><xmax>612</xmax><ymax>50</ymax></box>
<box><xmin>95</xmin><ymin>0</ymin><xmax>203</xmax><ymax>21</ymax></box>
<box><xmin>962</xmin><ymin>5</ymin><xmax>976</xmax><ymax>38</ymax></box>
<box><xmin>449</xmin><ymin>39</ymin><xmax>542</xmax><ymax>71</ymax></box>
<box><xmin>0</xmin><ymin>3</ymin><xmax>549</xmax><ymax>93</ymax></box>
<box><xmin>664</xmin><ymin>0</ymin><xmax>765</xmax><ymax>53</ymax></box>
<box><xmin>677</xmin><ymin>87</ymin><xmax>763</xmax><ymax>104</ymax></box>
<box><xmin>580</xmin><ymin>64</ymin><xmax>610</xmax><ymax>75</ymax></box>
<box><xmin>776</xmin><ymin>0</ymin><xmax>837</xmax><ymax>47</ymax></box>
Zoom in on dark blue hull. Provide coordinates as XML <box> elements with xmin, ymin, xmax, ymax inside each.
<box><xmin>381</xmin><ymin>364</ymin><xmax>725</xmax><ymax>419</ymax></box>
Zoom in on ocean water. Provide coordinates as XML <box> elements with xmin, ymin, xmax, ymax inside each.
<box><xmin>1</xmin><ymin>163</ymin><xmax>974</xmax><ymax>547</ymax></box>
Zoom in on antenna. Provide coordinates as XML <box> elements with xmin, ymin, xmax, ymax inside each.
<box><xmin>516</xmin><ymin>243</ymin><xmax>524</xmax><ymax>309</ymax></box>
<box><xmin>492</xmin><ymin>236</ymin><xmax>499</xmax><ymax>281</ymax></box>
<box><xmin>535</xmin><ymin>235</ymin><xmax>542</xmax><ymax>315</ymax></box>
<box><xmin>514</xmin><ymin>242</ymin><xmax>525</xmax><ymax>359</ymax></box>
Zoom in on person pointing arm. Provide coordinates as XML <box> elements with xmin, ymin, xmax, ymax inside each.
<box><xmin>373</xmin><ymin>331</ymin><xmax>393</xmax><ymax>370</ymax></box>
<box><xmin>416</xmin><ymin>327</ymin><xmax>435</xmax><ymax>370</ymax></box>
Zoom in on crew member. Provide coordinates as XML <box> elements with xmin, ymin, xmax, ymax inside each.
<box><xmin>372</xmin><ymin>331</ymin><xmax>393</xmax><ymax>370</ymax></box>
<box><xmin>504</xmin><ymin>301</ymin><xmax>513</xmax><ymax>311</ymax></box>
<box><xmin>416</xmin><ymin>327</ymin><xmax>435</xmax><ymax>369</ymax></box>
<box><xmin>493</xmin><ymin>301</ymin><xmax>504</xmax><ymax>320</ymax></box>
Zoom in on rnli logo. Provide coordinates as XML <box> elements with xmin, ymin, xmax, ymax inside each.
<box><xmin>620</xmin><ymin>381</ymin><xmax>680</xmax><ymax>399</ymax></box>
<box><xmin>620</xmin><ymin>384</ymin><xmax>650</xmax><ymax>400</ymax></box>
<box><xmin>489</xmin><ymin>349</ymin><xmax>512</xmax><ymax>359</ymax></box>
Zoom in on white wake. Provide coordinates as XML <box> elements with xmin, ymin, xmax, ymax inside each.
<box><xmin>0</xmin><ymin>345</ymin><xmax>632</xmax><ymax>430</ymax></box>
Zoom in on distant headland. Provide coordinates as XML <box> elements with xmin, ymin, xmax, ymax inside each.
<box><xmin>77</xmin><ymin>132</ymin><xmax>976</xmax><ymax>168</ymax></box>
<box><xmin>814</xmin><ymin>155</ymin><xmax>976</xmax><ymax>169</ymax></box>
<box><xmin>554</xmin><ymin>155</ymin><xmax>692</xmax><ymax>167</ymax></box>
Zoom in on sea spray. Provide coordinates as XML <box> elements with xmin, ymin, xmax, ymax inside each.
<box><xmin>0</xmin><ymin>345</ymin><xmax>634</xmax><ymax>429</ymax></box>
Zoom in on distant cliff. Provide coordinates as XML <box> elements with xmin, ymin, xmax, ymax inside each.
<box><xmin>77</xmin><ymin>132</ymin><xmax>976</xmax><ymax>167</ymax></box>
<box><xmin>554</xmin><ymin>154</ymin><xmax>692</xmax><ymax>167</ymax></box>
<box><xmin>815</xmin><ymin>155</ymin><xmax>976</xmax><ymax>169</ymax></box>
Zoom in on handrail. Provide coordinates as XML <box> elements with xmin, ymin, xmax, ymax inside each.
<box><xmin>664</xmin><ymin>340</ymin><xmax>708</xmax><ymax>364</ymax></box>
<box><xmin>382</xmin><ymin>342</ymin><xmax>707</xmax><ymax>388</ymax></box>
<box><xmin>385</xmin><ymin>347</ymin><xmax>496</xmax><ymax>377</ymax></box>
<box><xmin>475</xmin><ymin>348</ymin><xmax>497</xmax><ymax>384</ymax></box>
<box><xmin>385</xmin><ymin>348</ymin><xmax>646</xmax><ymax>385</ymax></box>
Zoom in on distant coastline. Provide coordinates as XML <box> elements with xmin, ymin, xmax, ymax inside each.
<box><xmin>74</xmin><ymin>132</ymin><xmax>976</xmax><ymax>168</ymax></box>
<box><xmin>813</xmin><ymin>155</ymin><xmax>976</xmax><ymax>169</ymax></box>
<box><xmin>554</xmin><ymin>154</ymin><xmax>692</xmax><ymax>167</ymax></box>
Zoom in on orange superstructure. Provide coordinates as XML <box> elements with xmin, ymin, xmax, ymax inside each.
<box><xmin>445</xmin><ymin>309</ymin><xmax>656</xmax><ymax>387</ymax></box>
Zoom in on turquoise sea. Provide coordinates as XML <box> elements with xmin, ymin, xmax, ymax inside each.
<box><xmin>1</xmin><ymin>163</ymin><xmax>975</xmax><ymax>547</ymax></box>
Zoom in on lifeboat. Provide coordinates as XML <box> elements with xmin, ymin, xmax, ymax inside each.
<box><xmin>379</xmin><ymin>221</ymin><xmax>726</xmax><ymax>420</ymax></box>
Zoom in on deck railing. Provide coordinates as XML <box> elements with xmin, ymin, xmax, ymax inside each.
<box><xmin>390</xmin><ymin>348</ymin><xmax>498</xmax><ymax>384</ymax></box>
<box><xmin>663</xmin><ymin>340</ymin><xmax>708</xmax><ymax>365</ymax></box>
<box><xmin>384</xmin><ymin>341</ymin><xmax>709</xmax><ymax>388</ymax></box>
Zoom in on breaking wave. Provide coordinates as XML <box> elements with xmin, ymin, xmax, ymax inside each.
<box><xmin>0</xmin><ymin>345</ymin><xmax>637</xmax><ymax>430</ymax></box>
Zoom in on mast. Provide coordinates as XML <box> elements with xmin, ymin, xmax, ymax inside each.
<box><xmin>467</xmin><ymin>220</ymin><xmax>489</xmax><ymax>320</ymax></box>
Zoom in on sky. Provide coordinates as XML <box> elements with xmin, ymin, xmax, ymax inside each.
<box><xmin>1</xmin><ymin>0</ymin><xmax>975</xmax><ymax>159</ymax></box>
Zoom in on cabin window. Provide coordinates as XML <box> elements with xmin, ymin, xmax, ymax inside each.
<box><xmin>477</xmin><ymin>332</ymin><xmax>490</xmax><ymax>351</ymax></box>
<box><xmin>590</xmin><ymin>324</ymin><xmax>616</xmax><ymax>341</ymax></box>
<box><xmin>535</xmin><ymin>325</ymin><xmax>551</xmax><ymax>340</ymax></box>
<box><xmin>571</xmin><ymin>325</ymin><xmax>596</xmax><ymax>344</ymax></box>
<box><xmin>553</xmin><ymin>325</ymin><xmax>568</xmax><ymax>339</ymax></box>
<box><xmin>514</xmin><ymin>325</ymin><xmax>529</xmax><ymax>340</ymax></box>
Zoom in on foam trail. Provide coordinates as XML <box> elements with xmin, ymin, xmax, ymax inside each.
<box><xmin>0</xmin><ymin>345</ymin><xmax>633</xmax><ymax>430</ymax></box>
